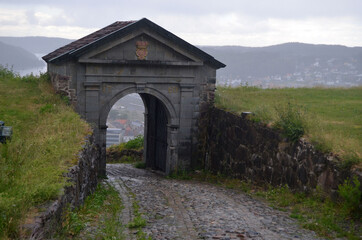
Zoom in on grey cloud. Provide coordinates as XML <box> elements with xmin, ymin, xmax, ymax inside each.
<box><xmin>25</xmin><ymin>10</ymin><xmax>38</xmax><ymax>25</ymax></box>
<box><xmin>3</xmin><ymin>0</ymin><xmax>362</xmax><ymax>28</ymax></box>
<box><xmin>0</xmin><ymin>0</ymin><xmax>361</xmax><ymax>47</ymax></box>
<box><xmin>0</xmin><ymin>19</ymin><xmax>21</xmax><ymax>26</ymax></box>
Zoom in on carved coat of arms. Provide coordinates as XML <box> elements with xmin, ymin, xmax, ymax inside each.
<box><xmin>136</xmin><ymin>41</ymin><xmax>149</xmax><ymax>60</ymax></box>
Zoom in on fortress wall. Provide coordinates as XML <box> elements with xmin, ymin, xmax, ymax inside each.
<box><xmin>198</xmin><ymin>106</ymin><xmax>362</xmax><ymax>198</ymax></box>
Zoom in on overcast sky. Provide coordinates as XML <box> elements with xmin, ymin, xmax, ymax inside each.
<box><xmin>0</xmin><ymin>0</ymin><xmax>361</xmax><ymax>47</ymax></box>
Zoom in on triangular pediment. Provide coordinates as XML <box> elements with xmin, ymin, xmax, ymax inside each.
<box><xmin>79</xmin><ymin>31</ymin><xmax>201</xmax><ymax>64</ymax></box>
<box><xmin>44</xmin><ymin>18</ymin><xmax>225</xmax><ymax>69</ymax></box>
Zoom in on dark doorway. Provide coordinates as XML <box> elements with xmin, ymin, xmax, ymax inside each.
<box><xmin>141</xmin><ymin>94</ymin><xmax>168</xmax><ymax>172</ymax></box>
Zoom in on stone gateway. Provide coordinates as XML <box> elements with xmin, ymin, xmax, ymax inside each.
<box><xmin>43</xmin><ymin>18</ymin><xmax>225</xmax><ymax>176</ymax></box>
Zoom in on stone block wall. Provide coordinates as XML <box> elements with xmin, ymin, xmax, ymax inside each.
<box><xmin>49</xmin><ymin>72</ymin><xmax>77</xmax><ymax>105</ymax></box>
<box><xmin>28</xmin><ymin>133</ymin><xmax>100</xmax><ymax>239</ymax></box>
<box><xmin>198</xmin><ymin>106</ymin><xmax>362</xmax><ymax>197</ymax></box>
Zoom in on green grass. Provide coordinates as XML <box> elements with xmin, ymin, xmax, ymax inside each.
<box><xmin>124</xmin><ymin>135</ymin><xmax>144</xmax><ymax>150</ymax></box>
<box><xmin>108</xmin><ymin>135</ymin><xmax>144</xmax><ymax>153</ymax></box>
<box><xmin>58</xmin><ymin>182</ymin><xmax>125</xmax><ymax>239</ymax></box>
<box><xmin>107</xmin><ymin>136</ymin><xmax>144</xmax><ymax>164</ymax></box>
<box><xmin>215</xmin><ymin>86</ymin><xmax>362</xmax><ymax>165</ymax></box>
<box><xmin>0</xmin><ymin>66</ymin><xmax>90</xmax><ymax>238</ymax></box>
<box><xmin>127</xmin><ymin>192</ymin><xmax>151</xmax><ymax>240</ymax></box>
<box><xmin>134</xmin><ymin>161</ymin><xmax>146</xmax><ymax>169</ymax></box>
<box><xmin>127</xmin><ymin>192</ymin><xmax>147</xmax><ymax>229</ymax></box>
<box><xmin>167</xmin><ymin>169</ymin><xmax>192</xmax><ymax>180</ymax></box>
<box><xmin>176</xmin><ymin>170</ymin><xmax>361</xmax><ymax>239</ymax></box>
<box><xmin>254</xmin><ymin>185</ymin><xmax>361</xmax><ymax>239</ymax></box>
<box><xmin>59</xmin><ymin>181</ymin><xmax>151</xmax><ymax>240</ymax></box>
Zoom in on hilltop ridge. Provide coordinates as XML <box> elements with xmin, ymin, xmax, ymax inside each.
<box><xmin>1</xmin><ymin>36</ymin><xmax>361</xmax><ymax>87</ymax></box>
<box><xmin>200</xmin><ymin>43</ymin><xmax>362</xmax><ymax>87</ymax></box>
<box><xmin>0</xmin><ymin>36</ymin><xmax>74</xmax><ymax>54</ymax></box>
<box><xmin>0</xmin><ymin>41</ymin><xmax>43</xmax><ymax>71</ymax></box>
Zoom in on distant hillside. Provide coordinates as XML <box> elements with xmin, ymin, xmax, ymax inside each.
<box><xmin>200</xmin><ymin>43</ymin><xmax>362</xmax><ymax>77</ymax></box>
<box><xmin>1</xmin><ymin>36</ymin><xmax>361</xmax><ymax>87</ymax></box>
<box><xmin>0</xmin><ymin>41</ymin><xmax>44</xmax><ymax>71</ymax></box>
<box><xmin>200</xmin><ymin>43</ymin><xmax>362</xmax><ymax>87</ymax></box>
<box><xmin>0</xmin><ymin>36</ymin><xmax>73</xmax><ymax>54</ymax></box>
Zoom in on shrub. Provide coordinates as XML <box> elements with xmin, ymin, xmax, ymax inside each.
<box><xmin>0</xmin><ymin>65</ymin><xmax>18</xmax><ymax>79</ymax></box>
<box><xmin>168</xmin><ymin>169</ymin><xmax>191</xmax><ymax>180</ymax></box>
<box><xmin>134</xmin><ymin>162</ymin><xmax>146</xmax><ymax>169</ymax></box>
<box><xmin>124</xmin><ymin>135</ymin><xmax>144</xmax><ymax>149</ymax></box>
<box><xmin>274</xmin><ymin>103</ymin><xmax>306</xmax><ymax>142</ymax></box>
<box><xmin>338</xmin><ymin>176</ymin><xmax>362</xmax><ymax>218</ymax></box>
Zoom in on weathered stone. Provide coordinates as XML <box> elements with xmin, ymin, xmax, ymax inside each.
<box><xmin>43</xmin><ymin>19</ymin><xmax>225</xmax><ymax>176</ymax></box>
<box><xmin>298</xmin><ymin>165</ymin><xmax>308</xmax><ymax>185</ymax></box>
<box><xmin>197</xmin><ymin>106</ymin><xmax>362</xmax><ymax>197</ymax></box>
<box><xmin>251</xmin><ymin>154</ymin><xmax>262</xmax><ymax>169</ymax></box>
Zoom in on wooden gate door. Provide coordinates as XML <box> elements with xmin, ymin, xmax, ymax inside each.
<box><xmin>154</xmin><ymin>98</ymin><xmax>167</xmax><ymax>171</ymax></box>
<box><xmin>145</xmin><ymin>95</ymin><xmax>168</xmax><ymax>172</ymax></box>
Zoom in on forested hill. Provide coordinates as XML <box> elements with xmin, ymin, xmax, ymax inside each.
<box><xmin>0</xmin><ymin>36</ymin><xmax>73</xmax><ymax>54</ymax></box>
<box><xmin>0</xmin><ymin>36</ymin><xmax>73</xmax><ymax>73</ymax></box>
<box><xmin>0</xmin><ymin>41</ymin><xmax>43</xmax><ymax>71</ymax></box>
<box><xmin>1</xmin><ymin>36</ymin><xmax>361</xmax><ymax>86</ymax></box>
<box><xmin>200</xmin><ymin>43</ymin><xmax>362</xmax><ymax>78</ymax></box>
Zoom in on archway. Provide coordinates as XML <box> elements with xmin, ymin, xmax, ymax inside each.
<box><xmin>43</xmin><ymin>18</ymin><xmax>225</xmax><ymax>176</ymax></box>
<box><xmin>101</xmin><ymin>88</ymin><xmax>173</xmax><ymax>172</ymax></box>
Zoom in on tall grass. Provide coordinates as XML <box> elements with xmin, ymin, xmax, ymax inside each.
<box><xmin>0</xmin><ymin>66</ymin><xmax>90</xmax><ymax>238</ymax></box>
<box><xmin>215</xmin><ymin>86</ymin><xmax>362</xmax><ymax>165</ymax></box>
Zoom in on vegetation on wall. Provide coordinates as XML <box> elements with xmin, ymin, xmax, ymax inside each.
<box><xmin>106</xmin><ymin>136</ymin><xmax>144</xmax><ymax>164</ymax></box>
<box><xmin>274</xmin><ymin>103</ymin><xmax>306</xmax><ymax>142</ymax></box>
<box><xmin>0</xmin><ymin>66</ymin><xmax>90</xmax><ymax>238</ymax></box>
<box><xmin>58</xmin><ymin>182</ymin><xmax>124</xmax><ymax>239</ymax></box>
<box><xmin>215</xmin><ymin>86</ymin><xmax>362</xmax><ymax>166</ymax></box>
<box><xmin>108</xmin><ymin>135</ymin><xmax>144</xmax><ymax>152</ymax></box>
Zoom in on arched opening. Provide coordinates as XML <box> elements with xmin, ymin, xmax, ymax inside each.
<box><xmin>106</xmin><ymin>93</ymin><xmax>144</xmax><ymax>148</ymax></box>
<box><xmin>104</xmin><ymin>91</ymin><xmax>170</xmax><ymax>172</ymax></box>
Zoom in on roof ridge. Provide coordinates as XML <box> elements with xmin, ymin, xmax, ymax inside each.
<box><xmin>42</xmin><ymin>18</ymin><xmax>225</xmax><ymax>69</ymax></box>
<box><xmin>42</xmin><ymin>20</ymin><xmax>138</xmax><ymax>62</ymax></box>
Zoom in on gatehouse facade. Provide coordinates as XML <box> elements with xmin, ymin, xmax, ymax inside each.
<box><xmin>43</xmin><ymin>18</ymin><xmax>225</xmax><ymax>175</ymax></box>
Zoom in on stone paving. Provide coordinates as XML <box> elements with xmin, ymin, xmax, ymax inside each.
<box><xmin>106</xmin><ymin>163</ymin><xmax>321</xmax><ymax>240</ymax></box>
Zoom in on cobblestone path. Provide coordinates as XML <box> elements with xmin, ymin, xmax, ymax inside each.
<box><xmin>106</xmin><ymin>163</ymin><xmax>320</xmax><ymax>240</ymax></box>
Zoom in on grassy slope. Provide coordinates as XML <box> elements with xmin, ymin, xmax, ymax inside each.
<box><xmin>0</xmin><ymin>67</ymin><xmax>90</xmax><ymax>238</ymax></box>
<box><xmin>215</xmin><ymin>86</ymin><xmax>362</xmax><ymax>165</ymax></box>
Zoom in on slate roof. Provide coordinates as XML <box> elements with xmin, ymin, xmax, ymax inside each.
<box><xmin>42</xmin><ymin>21</ymin><xmax>136</xmax><ymax>62</ymax></box>
<box><xmin>43</xmin><ymin>18</ymin><xmax>225</xmax><ymax>69</ymax></box>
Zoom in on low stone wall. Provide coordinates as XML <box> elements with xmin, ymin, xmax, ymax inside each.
<box><xmin>106</xmin><ymin>148</ymin><xmax>143</xmax><ymax>163</ymax></box>
<box><xmin>197</xmin><ymin>106</ymin><xmax>361</xmax><ymax>197</ymax></box>
<box><xmin>28</xmin><ymin>133</ymin><xmax>100</xmax><ymax>239</ymax></box>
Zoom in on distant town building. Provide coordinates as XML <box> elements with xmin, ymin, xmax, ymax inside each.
<box><xmin>106</xmin><ymin>128</ymin><xmax>123</xmax><ymax>147</ymax></box>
